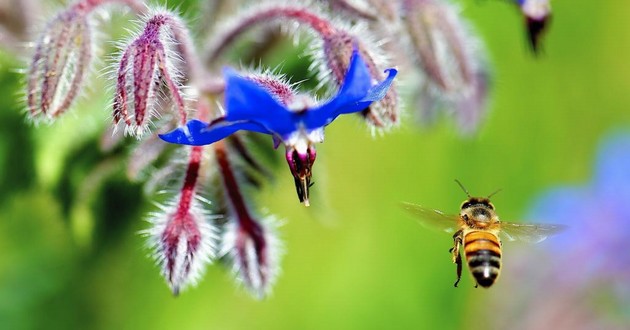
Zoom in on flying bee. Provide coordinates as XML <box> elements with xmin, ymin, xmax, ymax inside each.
<box><xmin>402</xmin><ymin>180</ymin><xmax>565</xmax><ymax>288</ymax></box>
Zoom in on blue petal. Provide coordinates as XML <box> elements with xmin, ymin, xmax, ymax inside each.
<box><xmin>304</xmin><ymin>51</ymin><xmax>397</xmax><ymax>130</ymax></box>
<box><xmin>223</xmin><ymin>68</ymin><xmax>296</xmax><ymax>135</ymax></box>
<box><xmin>593</xmin><ymin>131</ymin><xmax>630</xmax><ymax>212</ymax></box>
<box><xmin>159</xmin><ymin>119</ymin><xmax>270</xmax><ymax>146</ymax></box>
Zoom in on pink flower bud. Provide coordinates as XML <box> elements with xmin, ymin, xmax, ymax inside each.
<box><xmin>146</xmin><ymin>196</ymin><xmax>217</xmax><ymax>295</ymax></box>
<box><xmin>322</xmin><ymin>31</ymin><xmax>399</xmax><ymax>129</ymax></box>
<box><xmin>113</xmin><ymin>12</ymin><xmax>188</xmax><ymax>137</ymax></box>
<box><xmin>26</xmin><ymin>8</ymin><xmax>92</xmax><ymax>120</ymax></box>
<box><xmin>220</xmin><ymin>216</ymin><xmax>282</xmax><ymax>299</ymax></box>
<box><xmin>403</xmin><ymin>0</ymin><xmax>490</xmax><ymax>133</ymax></box>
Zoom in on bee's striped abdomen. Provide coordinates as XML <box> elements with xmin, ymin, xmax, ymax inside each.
<box><xmin>463</xmin><ymin>231</ymin><xmax>502</xmax><ymax>288</ymax></box>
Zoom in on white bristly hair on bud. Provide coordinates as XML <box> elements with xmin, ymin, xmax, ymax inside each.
<box><xmin>219</xmin><ymin>215</ymin><xmax>284</xmax><ymax>299</ymax></box>
<box><xmin>144</xmin><ymin>195</ymin><xmax>219</xmax><ymax>295</ymax></box>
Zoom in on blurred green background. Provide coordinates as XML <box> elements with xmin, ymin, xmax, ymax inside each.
<box><xmin>1</xmin><ymin>0</ymin><xmax>629</xmax><ymax>329</ymax></box>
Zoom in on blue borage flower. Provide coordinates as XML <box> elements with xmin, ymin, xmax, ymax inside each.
<box><xmin>160</xmin><ymin>49</ymin><xmax>397</xmax><ymax>206</ymax></box>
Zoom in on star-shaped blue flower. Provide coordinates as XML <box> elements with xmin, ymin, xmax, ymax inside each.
<box><xmin>159</xmin><ymin>49</ymin><xmax>397</xmax><ymax>146</ymax></box>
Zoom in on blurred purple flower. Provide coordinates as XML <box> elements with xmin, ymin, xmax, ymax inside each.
<box><xmin>490</xmin><ymin>131</ymin><xmax>630</xmax><ymax>329</ymax></box>
<box><xmin>529</xmin><ymin>132</ymin><xmax>630</xmax><ymax>283</ymax></box>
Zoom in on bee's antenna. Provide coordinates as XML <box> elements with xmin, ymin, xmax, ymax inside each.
<box><xmin>487</xmin><ymin>188</ymin><xmax>503</xmax><ymax>199</ymax></box>
<box><xmin>454</xmin><ymin>179</ymin><xmax>471</xmax><ymax>198</ymax></box>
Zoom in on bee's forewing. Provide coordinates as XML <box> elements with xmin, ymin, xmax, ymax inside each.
<box><xmin>401</xmin><ymin>202</ymin><xmax>459</xmax><ymax>233</ymax></box>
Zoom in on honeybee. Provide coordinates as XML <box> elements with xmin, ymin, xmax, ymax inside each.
<box><xmin>402</xmin><ymin>180</ymin><xmax>565</xmax><ymax>288</ymax></box>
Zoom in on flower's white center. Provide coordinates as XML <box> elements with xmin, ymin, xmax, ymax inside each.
<box><xmin>287</xmin><ymin>94</ymin><xmax>316</xmax><ymax>112</ymax></box>
<box><xmin>284</xmin><ymin>128</ymin><xmax>324</xmax><ymax>153</ymax></box>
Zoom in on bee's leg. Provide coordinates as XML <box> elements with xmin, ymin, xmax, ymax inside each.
<box><xmin>450</xmin><ymin>230</ymin><xmax>463</xmax><ymax>287</ymax></box>
<box><xmin>454</xmin><ymin>252</ymin><xmax>462</xmax><ymax>287</ymax></box>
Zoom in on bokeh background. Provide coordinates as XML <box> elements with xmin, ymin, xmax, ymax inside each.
<box><xmin>1</xmin><ymin>0</ymin><xmax>630</xmax><ymax>329</ymax></box>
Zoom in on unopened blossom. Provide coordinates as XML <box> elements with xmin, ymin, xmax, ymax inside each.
<box><xmin>402</xmin><ymin>0</ymin><xmax>489</xmax><ymax>133</ymax></box>
<box><xmin>213</xmin><ymin>141</ymin><xmax>282</xmax><ymax>298</ymax></box>
<box><xmin>220</xmin><ymin>217</ymin><xmax>282</xmax><ymax>299</ymax></box>
<box><xmin>161</xmin><ymin>49</ymin><xmax>397</xmax><ymax>205</ymax></box>
<box><xmin>146</xmin><ymin>197</ymin><xmax>216</xmax><ymax>295</ymax></box>
<box><xmin>26</xmin><ymin>5</ymin><xmax>93</xmax><ymax>120</ymax></box>
<box><xmin>320</xmin><ymin>31</ymin><xmax>399</xmax><ymax>129</ymax></box>
<box><xmin>145</xmin><ymin>146</ymin><xmax>217</xmax><ymax>295</ymax></box>
<box><xmin>516</xmin><ymin>0</ymin><xmax>551</xmax><ymax>53</ymax></box>
<box><xmin>113</xmin><ymin>11</ymin><xmax>189</xmax><ymax>137</ymax></box>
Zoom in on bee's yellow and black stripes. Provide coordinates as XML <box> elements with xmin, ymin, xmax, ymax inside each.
<box><xmin>463</xmin><ymin>231</ymin><xmax>502</xmax><ymax>288</ymax></box>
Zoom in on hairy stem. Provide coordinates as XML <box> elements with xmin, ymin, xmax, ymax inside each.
<box><xmin>205</xmin><ymin>6</ymin><xmax>337</xmax><ymax>64</ymax></box>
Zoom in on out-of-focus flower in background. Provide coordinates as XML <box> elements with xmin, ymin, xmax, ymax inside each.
<box><xmin>489</xmin><ymin>131</ymin><xmax>630</xmax><ymax>330</ymax></box>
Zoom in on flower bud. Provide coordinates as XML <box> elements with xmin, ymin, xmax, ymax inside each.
<box><xmin>220</xmin><ymin>216</ymin><xmax>282</xmax><ymax>299</ymax></box>
<box><xmin>113</xmin><ymin>12</ymin><xmax>188</xmax><ymax>137</ymax></box>
<box><xmin>146</xmin><ymin>196</ymin><xmax>216</xmax><ymax>295</ymax></box>
<box><xmin>26</xmin><ymin>8</ymin><xmax>92</xmax><ymax>120</ymax></box>
<box><xmin>322</xmin><ymin>31</ymin><xmax>398</xmax><ymax>129</ymax></box>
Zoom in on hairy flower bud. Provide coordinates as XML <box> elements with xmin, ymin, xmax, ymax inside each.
<box><xmin>26</xmin><ymin>7</ymin><xmax>92</xmax><ymax>120</ymax></box>
<box><xmin>322</xmin><ymin>31</ymin><xmax>398</xmax><ymax>129</ymax></box>
<box><xmin>147</xmin><ymin>196</ymin><xmax>217</xmax><ymax>295</ymax></box>
<box><xmin>220</xmin><ymin>216</ymin><xmax>282</xmax><ymax>299</ymax></box>
<box><xmin>403</xmin><ymin>0</ymin><xmax>490</xmax><ymax>133</ymax></box>
<box><xmin>113</xmin><ymin>11</ymin><xmax>188</xmax><ymax>137</ymax></box>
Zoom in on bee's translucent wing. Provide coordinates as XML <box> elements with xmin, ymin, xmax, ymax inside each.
<box><xmin>401</xmin><ymin>202</ymin><xmax>459</xmax><ymax>234</ymax></box>
<box><xmin>499</xmin><ymin>221</ymin><xmax>567</xmax><ymax>243</ymax></box>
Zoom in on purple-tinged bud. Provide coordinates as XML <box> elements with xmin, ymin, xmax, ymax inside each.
<box><xmin>220</xmin><ymin>216</ymin><xmax>282</xmax><ymax>299</ymax></box>
<box><xmin>402</xmin><ymin>0</ymin><xmax>475</xmax><ymax>92</ymax></box>
<box><xmin>26</xmin><ymin>8</ymin><xmax>92</xmax><ymax>120</ymax></box>
<box><xmin>113</xmin><ymin>11</ymin><xmax>189</xmax><ymax>137</ymax></box>
<box><xmin>454</xmin><ymin>70</ymin><xmax>489</xmax><ymax>134</ymax></box>
<box><xmin>403</xmin><ymin>0</ymin><xmax>490</xmax><ymax>133</ymax></box>
<box><xmin>321</xmin><ymin>31</ymin><xmax>399</xmax><ymax>129</ymax></box>
<box><xmin>145</xmin><ymin>146</ymin><xmax>217</xmax><ymax>295</ymax></box>
<box><xmin>215</xmin><ymin>142</ymin><xmax>282</xmax><ymax>297</ymax></box>
<box><xmin>147</xmin><ymin>197</ymin><xmax>216</xmax><ymax>295</ymax></box>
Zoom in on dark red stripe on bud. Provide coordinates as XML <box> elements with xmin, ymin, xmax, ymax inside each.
<box><xmin>113</xmin><ymin>13</ymin><xmax>188</xmax><ymax>137</ymax></box>
<box><xmin>215</xmin><ymin>141</ymin><xmax>280</xmax><ymax>297</ymax></box>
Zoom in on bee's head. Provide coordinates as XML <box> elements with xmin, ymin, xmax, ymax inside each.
<box><xmin>460</xmin><ymin>197</ymin><xmax>496</xmax><ymax>227</ymax></box>
<box><xmin>460</xmin><ymin>197</ymin><xmax>494</xmax><ymax>211</ymax></box>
